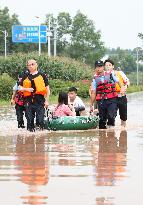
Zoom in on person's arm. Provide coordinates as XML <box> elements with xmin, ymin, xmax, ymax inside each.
<box><xmin>11</xmin><ymin>90</ymin><xmax>17</xmax><ymax>105</ymax></box>
<box><xmin>90</xmin><ymin>79</ymin><xmax>97</xmax><ymax>112</ymax></box>
<box><xmin>120</xmin><ymin>71</ymin><xmax>130</xmax><ymax>88</ymax></box>
<box><xmin>90</xmin><ymin>91</ymin><xmax>96</xmax><ymax>112</ymax></box>
<box><xmin>64</xmin><ymin>105</ymin><xmax>76</xmax><ymax>116</ymax></box>
<box><xmin>89</xmin><ymin>82</ymin><xmax>94</xmax><ymax>97</ymax></box>
<box><xmin>44</xmin><ymin>85</ymin><xmax>50</xmax><ymax>108</ymax></box>
<box><xmin>11</xmin><ymin>83</ymin><xmax>18</xmax><ymax>105</ymax></box>
<box><xmin>18</xmin><ymin>77</ymin><xmax>34</xmax><ymax>92</ymax></box>
<box><xmin>68</xmin><ymin>102</ymin><xmax>75</xmax><ymax>112</ymax></box>
<box><xmin>18</xmin><ymin>85</ymin><xmax>34</xmax><ymax>92</ymax></box>
<box><xmin>42</xmin><ymin>72</ymin><xmax>50</xmax><ymax>108</ymax></box>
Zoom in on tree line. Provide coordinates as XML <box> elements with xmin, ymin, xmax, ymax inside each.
<box><xmin>0</xmin><ymin>6</ymin><xmax>143</xmax><ymax>73</ymax></box>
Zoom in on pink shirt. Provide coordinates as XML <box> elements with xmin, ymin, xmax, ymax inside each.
<box><xmin>53</xmin><ymin>104</ymin><xmax>75</xmax><ymax>117</ymax></box>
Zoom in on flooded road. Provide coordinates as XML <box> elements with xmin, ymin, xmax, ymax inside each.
<box><xmin>0</xmin><ymin>92</ymin><xmax>143</xmax><ymax>205</ymax></box>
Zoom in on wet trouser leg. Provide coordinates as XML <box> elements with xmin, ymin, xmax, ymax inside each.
<box><xmin>97</xmin><ymin>100</ymin><xmax>107</xmax><ymax>129</ymax></box>
<box><xmin>25</xmin><ymin>103</ymin><xmax>35</xmax><ymax>130</ymax></box>
<box><xmin>106</xmin><ymin>98</ymin><xmax>118</xmax><ymax>126</ymax></box>
<box><xmin>117</xmin><ymin>96</ymin><xmax>127</xmax><ymax>121</ymax></box>
<box><xmin>15</xmin><ymin>104</ymin><xmax>25</xmax><ymax>128</ymax></box>
<box><xmin>35</xmin><ymin>104</ymin><xmax>45</xmax><ymax>129</ymax></box>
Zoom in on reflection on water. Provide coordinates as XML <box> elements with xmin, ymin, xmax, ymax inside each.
<box><xmin>96</xmin><ymin>130</ymin><xmax>127</xmax><ymax>186</ymax></box>
<box><xmin>1</xmin><ymin>92</ymin><xmax>143</xmax><ymax>205</ymax></box>
<box><xmin>0</xmin><ymin>130</ymin><xmax>128</xmax><ymax>205</ymax></box>
<box><xmin>16</xmin><ymin>135</ymin><xmax>49</xmax><ymax>205</ymax></box>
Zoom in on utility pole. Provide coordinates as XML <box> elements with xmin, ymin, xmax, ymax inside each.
<box><xmin>136</xmin><ymin>48</ymin><xmax>139</xmax><ymax>86</ymax></box>
<box><xmin>135</xmin><ymin>47</ymin><xmax>141</xmax><ymax>86</ymax></box>
<box><xmin>47</xmin><ymin>16</ymin><xmax>51</xmax><ymax>57</ymax></box>
<box><xmin>53</xmin><ymin>20</ymin><xmax>57</xmax><ymax>56</ymax></box>
<box><xmin>35</xmin><ymin>16</ymin><xmax>41</xmax><ymax>56</ymax></box>
<box><xmin>0</xmin><ymin>30</ymin><xmax>8</xmax><ymax>58</ymax></box>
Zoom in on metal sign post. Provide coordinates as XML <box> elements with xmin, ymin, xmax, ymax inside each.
<box><xmin>0</xmin><ymin>30</ymin><xmax>8</xmax><ymax>58</ymax></box>
<box><xmin>47</xmin><ymin>16</ymin><xmax>51</xmax><ymax>57</ymax></box>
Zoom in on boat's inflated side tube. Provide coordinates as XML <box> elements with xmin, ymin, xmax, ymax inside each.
<box><xmin>44</xmin><ymin>115</ymin><xmax>99</xmax><ymax>131</ymax></box>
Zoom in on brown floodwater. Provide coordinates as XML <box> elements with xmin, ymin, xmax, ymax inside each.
<box><xmin>0</xmin><ymin>92</ymin><xmax>143</xmax><ymax>205</ymax></box>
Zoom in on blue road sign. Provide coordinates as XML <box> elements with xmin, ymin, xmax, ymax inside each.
<box><xmin>12</xmin><ymin>25</ymin><xmax>47</xmax><ymax>43</ymax></box>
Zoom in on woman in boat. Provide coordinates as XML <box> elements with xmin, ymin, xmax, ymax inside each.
<box><xmin>53</xmin><ymin>91</ymin><xmax>76</xmax><ymax>117</ymax></box>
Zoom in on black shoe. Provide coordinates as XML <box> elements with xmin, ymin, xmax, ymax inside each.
<box><xmin>18</xmin><ymin>123</ymin><xmax>25</xmax><ymax>129</ymax></box>
<box><xmin>99</xmin><ymin>125</ymin><xmax>107</xmax><ymax>129</ymax></box>
<box><xmin>35</xmin><ymin>126</ymin><xmax>44</xmax><ymax>131</ymax></box>
<box><xmin>28</xmin><ymin>128</ymin><xmax>35</xmax><ymax>132</ymax></box>
<box><xmin>21</xmin><ymin>125</ymin><xmax>25</xmax><ymax>128</ymax></box>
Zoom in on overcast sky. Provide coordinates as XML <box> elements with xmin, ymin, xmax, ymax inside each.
<box><xmin>1</xmin><ymin>0</ymin><xmax>143</xmax><ymax>49</ymax></box>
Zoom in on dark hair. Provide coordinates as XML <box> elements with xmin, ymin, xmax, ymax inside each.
<box><xmin>94</xmin><ymin>60</ymin><xmax>104</xmax><ymax>68</ymax></box>
<box><xmin>58</xmin><ymin>91</ymin><xmax>68</xmax><ymax>105</ymax></box>
<box><xmin>104</xmin><ymin>59</ymin><xmax>114</xmax><ymax>66</ymax></box>
<box><xmin>68</xmin><ymin>87</ymin><xmax>77</xmax><ymax>93</ymax></box>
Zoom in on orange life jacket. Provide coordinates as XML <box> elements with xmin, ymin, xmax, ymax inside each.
<box><xmin>115</xmin><ymin>71</ymin><xmax>125</xmax><ymax>92</ymax></box>
<box><xmin>94</xmin><ymin>71</ymin><xmax>118</xmax><ymax>101</ymax></box>
<box><xmin>23</xmin><ymin>75</ymin><xmax>47</xmax><ymax>97</ymax></box>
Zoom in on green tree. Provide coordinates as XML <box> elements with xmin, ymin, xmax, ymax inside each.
<box><xmin>107</xmin><ymin>47</ymin><xmax>139</xmax><ymax>73</ymax></box>
<box><xmin>56</xmin><ymin>12</ymin><xmax>72</xmax><ymax>56</ymax></box>
<box><xmin>0</xmin><ymin>7</ymin><xmax>20</xmax><ymax>54</ymax></box>
<box><xmin>45</xmin><ymin>11</ymin><xmax>105</xmax><ymax>64</ymax></box>
<box><xmin>69</xmin><ymin>11</ymin><xmax>105</xmax><ymax>65</ymax></box>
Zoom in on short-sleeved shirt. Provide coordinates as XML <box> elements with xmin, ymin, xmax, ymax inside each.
<box><xmin>13</xmin><ymin>83</ymin><xmax>18</xmax><ymax>91</ymax></box>
<box><xmin>68</xmin><ymin>96</ymin><xmax>85</xmax><ymax>110</ymax></box>
<box><xmin>92</xmin><ymin>71</ymin><xmax>119</xmax><ymax>91</ymax></box>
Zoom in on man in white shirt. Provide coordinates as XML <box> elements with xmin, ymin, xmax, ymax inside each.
<box><xmin>68</xmin><ymin>87</ymin><xmax>86</xmax><ymax>116</ymax></box>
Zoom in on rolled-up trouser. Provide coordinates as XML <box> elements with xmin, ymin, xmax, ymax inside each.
<box><xmin>117</xmin><ymin>95</ymin><xmax>127</xmax><ymax>121</ymax></box>
<box><xmin>97</xmin><ymin>98</ymin><xmax>118</xmax><ymax>129</ymax></box>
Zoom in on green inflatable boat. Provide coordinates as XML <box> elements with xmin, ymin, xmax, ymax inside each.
<box><xmin>44</xmin><ymin>115</ymin><xmax>99</xmax><ymax>131</ymax></box>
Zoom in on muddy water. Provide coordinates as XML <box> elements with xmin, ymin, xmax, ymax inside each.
<box><xmin>0</xmin><ymin>92</ymin><xmax>143</xmax><ymax>205</ymax></box>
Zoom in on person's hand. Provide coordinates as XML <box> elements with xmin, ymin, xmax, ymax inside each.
<box><xmin>44</xmin><ymin>100</ymin><xmax>49</xmax><ymax>109</ymax></box>
<box><xmin>90</xmin><ymin>105</ymin><xmax>94</xmax><ymax>113</ymax></box>
<box><xmin>120</xmin><ymin>86</ymin><xmax>126</xmax><ymax>96</ymax></box>
<box><xmin>68</xmin><ymin>103</ymin><xmax>75</xmax><ymax>112</ymax></box>
<box><xmin>93</xmin><ymin>108</ymin><xmax>99</xmax><ymax>116</ymax></box>
<box><xmin>11</xmin><ymin>99</ymin><xmax>15</xmax><ymax>105</ymax></box>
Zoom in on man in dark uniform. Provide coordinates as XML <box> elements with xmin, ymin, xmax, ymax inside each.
<box><xmin>20</xmin><ymin>59</ymin><xmax>50</xmax><ymax>132</ymax></box>
<box><xmin>90</xmin><ymin>60</ymin><xmax>119</xmax><ymax>129</ymax></box>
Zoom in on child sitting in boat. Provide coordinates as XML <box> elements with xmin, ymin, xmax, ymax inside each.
<box><xmin>53</xmin><ymin>91</ymin><xmax>76</xmax><ymax>117</ymax></box>
<box><xmin>68</xmin><ymin>87</ymin><xmax>86</xmax><ymax>116</ymax></box>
